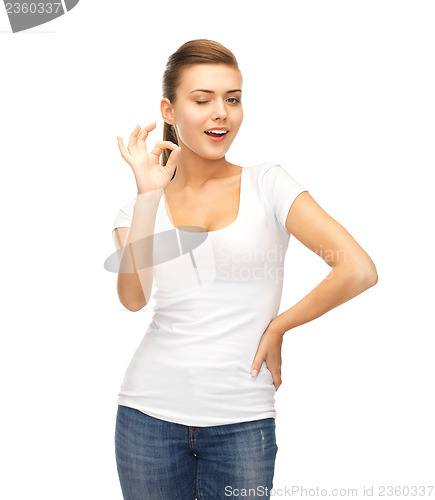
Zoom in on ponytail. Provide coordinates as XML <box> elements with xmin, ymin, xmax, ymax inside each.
<box><xmin>162</xmin><ymin>122</ymin><xmax>178</xmax><ymax>181</ymax></box>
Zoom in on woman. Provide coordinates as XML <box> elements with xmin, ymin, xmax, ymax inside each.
<box><xmin>112</xmin><ymin>39</ymin><xmax>378</xmax><ymax>500</ymax></box>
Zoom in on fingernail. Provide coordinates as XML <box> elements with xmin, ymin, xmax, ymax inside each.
<box><xmin>251</xmin><ymin>369</ymin><xmax>258</xmax><ymax>377</ymax></box>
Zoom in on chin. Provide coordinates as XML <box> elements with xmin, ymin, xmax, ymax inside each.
<box><xmin>198</xmin><ymin>153</ymin><xmax>226</xmax><ymax>161</ymax></box>
<box><xmin>190</xmin><ymin>146</ymin><xmax>230</xmax><ymax>160</ymax></box>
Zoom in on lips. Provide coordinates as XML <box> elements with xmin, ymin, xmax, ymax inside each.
<box><xmin>204</xmin><ymin>128</ymin><xmax>229</xmax><ymax>142</ymax></box>
<box><xmin>204</xmin><ymin>128</ymin><xmax>229</xmax><ymax>137</ymax></box>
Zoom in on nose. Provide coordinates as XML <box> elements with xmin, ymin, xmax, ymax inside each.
<box><xmin>211</xmin><ymin>98</ymin><xmax>228</xmax><ymax>121</ymax></box>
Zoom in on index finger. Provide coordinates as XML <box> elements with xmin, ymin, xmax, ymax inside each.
<box><xmin>149</xmin><ymin>141</ymin><xmax>179</xmax><ymax>157</ymax></box>
<box><xmin>137</xmin><ymin>121</ymin><xmax>157</xmax><ymax>142</ymax></box>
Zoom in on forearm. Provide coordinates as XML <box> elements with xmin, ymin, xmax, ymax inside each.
<box><xmin>270</xmin><ymin>264</ymin><xmax>378</xmax><ymax>336</ymax></box>
<box><xmin>117</xmin><ymin>187</ymin><xmax>164</xmax><ymax>308</ymax></box>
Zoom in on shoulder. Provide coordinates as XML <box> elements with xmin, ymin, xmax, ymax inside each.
<box><xmin>253</xmin><ymin>161</ymin><xmax>309</xmax><ymax>230</ymax></box>
<box><xmin>254</xmin><ymin>161</ymin><xmax>305</xmax><ymax>191</ymax></box>
<box><xmin>247</xmin><ymin>161</ymin><xmax>293</xmax><ymax>181</ymax></box>
<box><xmin>242</xmin><ymin>161</ymin><xmax>273</xmax><ymax>182</ymax></box>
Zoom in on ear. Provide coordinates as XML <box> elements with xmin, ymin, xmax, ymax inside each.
<box><xmin>161</xmin><ymin>98</ymin><xmax>176</xmax><ymax>125</ymax></box>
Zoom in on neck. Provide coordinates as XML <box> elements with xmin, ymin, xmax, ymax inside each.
<box><xmin>170</xmin><ymin>148</ymin><xmax>233</xmax><ymax>190</ymax></box>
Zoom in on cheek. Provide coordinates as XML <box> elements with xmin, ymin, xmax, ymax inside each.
<box><xmin>177</xmin><ymin>118</ymin><xmax>205</xmax><ymax>144</ymax></box>
<box><xmin>230</xmin><ymin>107</ymin><xmax>243</xmax><ymax>124</ymax></box>
<box><xmin>182</xmin><ymin>109</ymin><xmax>208</xmax><ymax>131</ymax></box>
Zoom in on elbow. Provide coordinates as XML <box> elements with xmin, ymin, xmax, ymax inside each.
<box><xmin>128</xmin><ymin>306</ymin><xmax>143</xmax><ymax>313</ymax></box>
<box><xmin>368</xmin><ymin>268</ymin><xmax>378</xmax><ymax>287</ymax></box>
<box><xmin>116</xmin><ymin>276</ymin><xmax>148</xmax><ymax>312</ymax></box>
<box><xmin>122</xmin><ymin>302</ymin><xmax>146</xmax><ymax>312</ymax></box>
<box><xmin>122</xmin><ymin>304</ymin><xmax>144</xmax><ymax>312</ymax></box>
<box><xmin>356</xmin><ymin>261</ymin><xmax>378</xmax><ymax>289</ymax></box>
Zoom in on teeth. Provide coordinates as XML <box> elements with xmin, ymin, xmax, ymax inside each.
<box><xmin>206</xmin><ymin>129</ymin><xmax>227</xmax><ymax>134</ymax></box>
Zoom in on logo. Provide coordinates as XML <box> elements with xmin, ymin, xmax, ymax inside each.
<box><xmin>4</xmin><ymin>0</ymin><xmax>79</xmax><ymax>33</ymax></box>
<box><xmin>104</xmin><ymin>226</ymin><xmax>219</xmax><ymax>312</ymax></box>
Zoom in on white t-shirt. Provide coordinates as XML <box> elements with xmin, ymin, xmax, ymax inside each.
<box><xmin>112</xmin><ymin>161</ymin><xmax>308</xmax><ymax>426</ymax></box>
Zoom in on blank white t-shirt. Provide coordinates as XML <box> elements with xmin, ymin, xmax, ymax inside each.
<box><xmin>112</xmin><ymin>161</ymin><xmax>308</xmax><ymax>426</ymax></box>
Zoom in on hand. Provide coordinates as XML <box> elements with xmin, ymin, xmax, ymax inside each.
<box><xmin>250</xmin><ymin>321</ymin><xmax>284</xmax><ymax>391</ymax></box>
<box><xmin>117</xmin><ymin>122</ymin><xmax>181</xmax><ymax>195</ymax></box>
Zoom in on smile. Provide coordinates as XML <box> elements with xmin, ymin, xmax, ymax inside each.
<box><xmin>204</xmin><ymin>128</ymin><xmax>229</xmax><ymax>142</ymax></box>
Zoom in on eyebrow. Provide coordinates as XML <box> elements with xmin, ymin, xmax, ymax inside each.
<box><xmin>189</xmin><ymin>89</ymin><xmax>242</xmax><ymax>94</ymax></box>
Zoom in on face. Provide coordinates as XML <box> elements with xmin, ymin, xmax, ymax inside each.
<box><xmin>162</xmin><ymin>64</ymin><xmax>243</xmax><ymax>160</ymax></box>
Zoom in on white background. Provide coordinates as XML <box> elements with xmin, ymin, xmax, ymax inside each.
<box><xmin>1</xmin><ymin>1</ymin><xmax>434</xmax><ymax>498</ymax></box>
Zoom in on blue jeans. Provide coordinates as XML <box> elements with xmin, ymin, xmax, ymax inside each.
<box><xmin>115</xmin><ymin>404</ymin><xmax>278</xmax><ymax>499</ymax></box>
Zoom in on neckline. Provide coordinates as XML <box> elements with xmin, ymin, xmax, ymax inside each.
<box><xmin>163</xmin><ymin>166</ymin><xmax>246</xmax><ymax>234</ymax></box>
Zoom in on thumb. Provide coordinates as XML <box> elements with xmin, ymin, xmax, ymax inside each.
<box><xmin>165</xmin><ymin>146</ymin><xmax>181</xmax><ymax>173</ymax></box>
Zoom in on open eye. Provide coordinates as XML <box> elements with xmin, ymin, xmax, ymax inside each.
<box><xmin>227</xmin><ymin>98</ymin><xmax>240</xmax><ymax>104</ymax></box>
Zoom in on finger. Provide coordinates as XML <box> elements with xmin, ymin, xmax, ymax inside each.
<box><xmin>128</xmin><ymin>124</ymin><xmax>142</xmax><ymax>151</ymax></box>
<box><xmin>250</xmin><ymin>356</ymin><xmax>263</xmax><ymax>377</ymax></box>
<box><xmin>269</xmin><ymin>370</ymin><xmax>282</xmax><ymax>390</ymax></box>
<box><xmin>150</xmin><ymin>141</ymin><xmax>179</xmax><ymax>157</ymax></box>
<box><xmin>137</xmin><ymin>121</ymin><xmax>157</xmax><ymax>142</ymax></box>
<box><xmin>117</xmin><ymin>136</ymin><xmax>132</xmax><ymax>162</ymax></box>
<box><xmin>165</xmin><ymin>146</ymin><xmax>181</xmax><ymax>169</ymax></box>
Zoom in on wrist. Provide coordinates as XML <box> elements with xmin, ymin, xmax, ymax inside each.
<box><xmin>268</xmin><ymin>317</ymin><xmax>290</xmax><ymax>338</ymax></box>
<box><xmin>135</xmin><ymin>188</ymin><xmax>164</xmax><ymax>204</ymax></box>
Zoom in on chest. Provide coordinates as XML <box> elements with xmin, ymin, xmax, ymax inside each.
<box><xmin>164</xmin><ymin>174</ymin><xmax>242</xmax><ymax>232</ymax></box>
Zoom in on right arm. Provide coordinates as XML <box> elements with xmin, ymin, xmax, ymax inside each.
<box><xmin>113</xmin><ymin>122</ymin><xmax>180</xmax><ymax>311</ymax></box>
<box><xmin>112</xmin><ymin>188</ymin><xmax>163</xmax><ymax>311</ymax></box>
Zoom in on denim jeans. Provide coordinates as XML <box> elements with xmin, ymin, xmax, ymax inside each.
<box><xmin>115</xmin><ymin>404</ymin><xmax>278</xmax><ymax>500</ymax></box>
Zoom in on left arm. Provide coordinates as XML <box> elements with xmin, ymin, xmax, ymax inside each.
<box><xmin>251</xmin><ymin>191</ymin><xmax>378</xmax><ymax>389</ymax></box>
<box><xmin>273</xmin><ymin>191</ymin><xmax>378</xmax><ymax>333</ymax></box>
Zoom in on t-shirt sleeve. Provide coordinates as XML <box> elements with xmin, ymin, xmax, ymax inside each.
<box><xmin>259</xmin><ymin>163</ymin><xmax>308</xmax><ymax>231</ymax></box>
<box><xmin>112</xmin><ymin>198</ymin><xmax>136</xmax><ymax>231</ymax></box>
